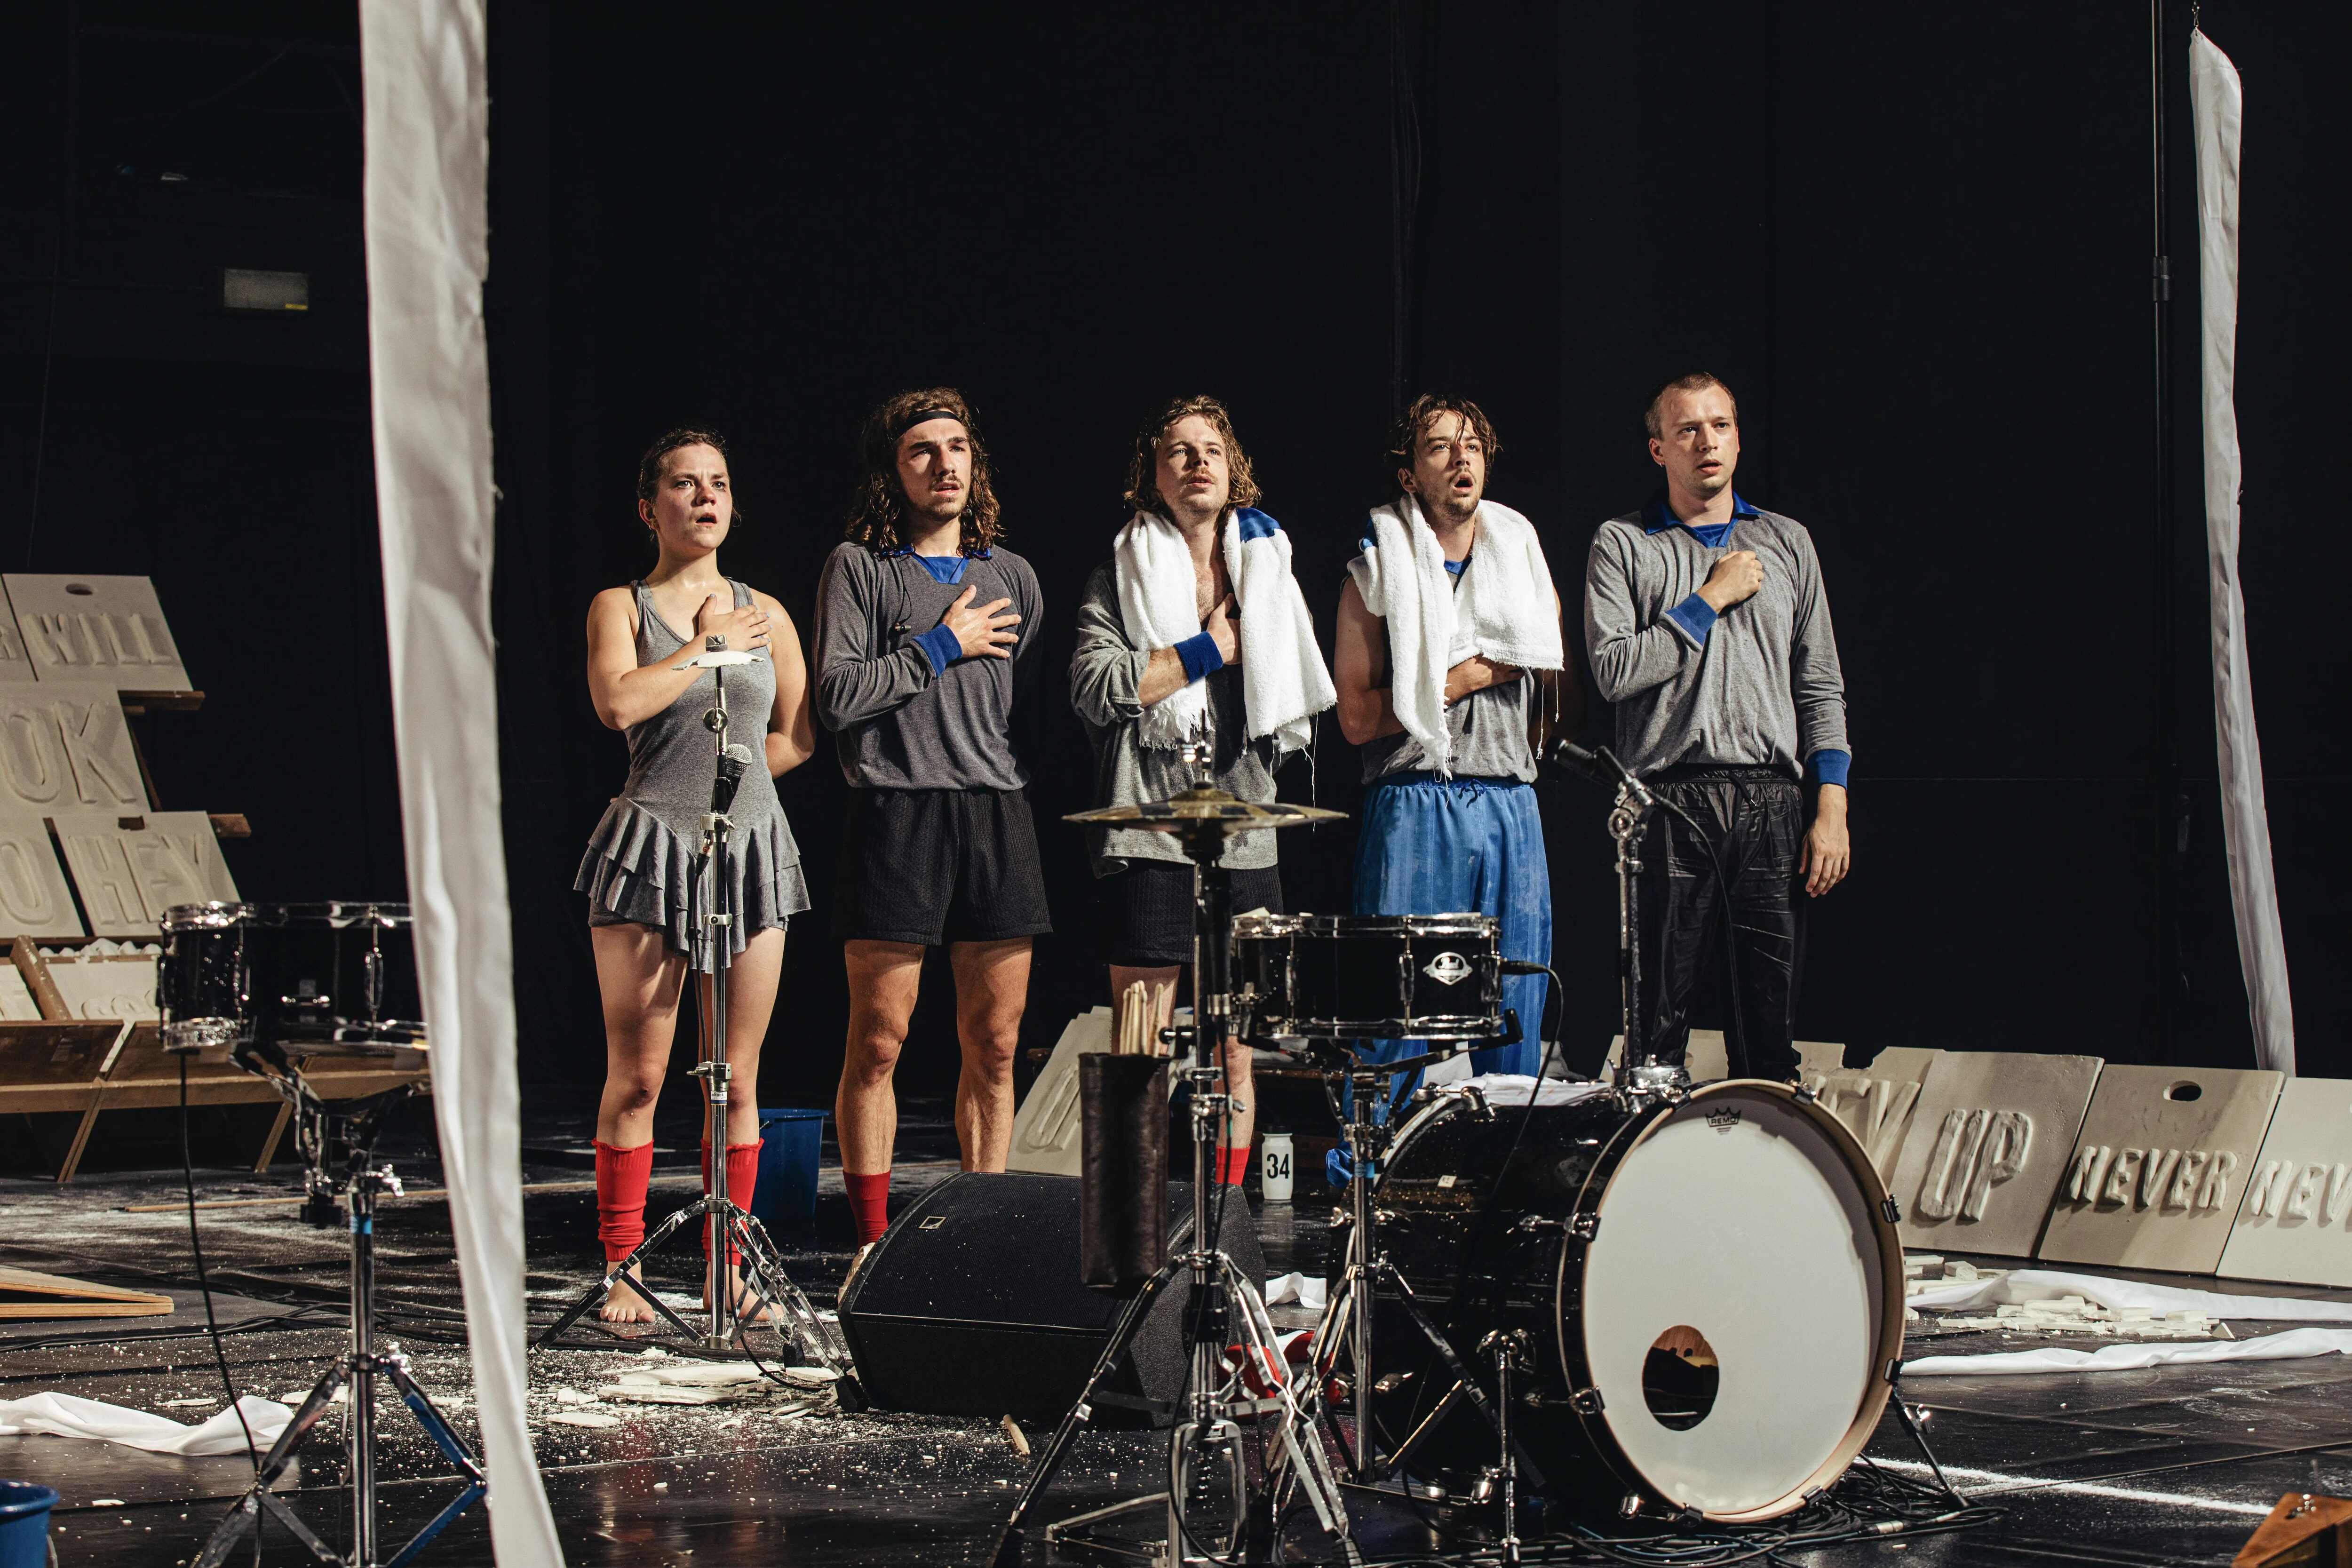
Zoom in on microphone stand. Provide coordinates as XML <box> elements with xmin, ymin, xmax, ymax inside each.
<box><xmin>1549</xmin><ymin>741</ymin><xmax>1687</xmax><ymax>1106</ymax></box>
<box><xmin>535</xmin><ymin>635</ymin><xmax>850</xmax><ymax>1383</ymax></box>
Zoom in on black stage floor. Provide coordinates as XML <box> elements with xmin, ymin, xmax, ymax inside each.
<box><xmin>3</xmin><ymin>1099</ymin><xmax>2347</xmax><ymax>1566</ymax></box>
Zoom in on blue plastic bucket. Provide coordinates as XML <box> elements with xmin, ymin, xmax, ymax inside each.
<box><xmin>0</xmin><ymin>1482</ymin><xmax>59</xmax><ymax>1568</ymax></box>
<box><xmin>753</xmin><ymin>1108</ymin><xmax>826</xmax><ymax>1229</ymax></box>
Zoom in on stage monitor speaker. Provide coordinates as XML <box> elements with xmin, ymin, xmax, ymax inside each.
<box><xmin>837</xmin><ymin>1170</ymin><xmax>1266</xmax><ymax>1426</ymax></box>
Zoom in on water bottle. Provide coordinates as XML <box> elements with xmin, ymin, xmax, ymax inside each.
<box><xmin>1260</xmin><ymin>1132</ymin><xmax>1294</xmax><ymax>1203</ymax></box>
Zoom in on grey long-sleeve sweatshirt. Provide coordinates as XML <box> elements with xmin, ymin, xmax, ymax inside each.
<box><xmin>812</xmin><ymin>541</ymin><xmax>1041</xmax><ymax>791</ymax></box>
<box><xmin>1582</xmin><ymin>501</ymin><xmax>1849</xmax><ymax>780</ymax></box>
<box><xmin>1069</xmin><ymin>560</ymin><xmax>1281</xmax><ymax>874</ymax></box>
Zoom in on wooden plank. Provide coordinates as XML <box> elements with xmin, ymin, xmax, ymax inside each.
<box><xmin>0</xmin><ymin>1263</ymin><xmax>172</xmax><ymax>1320</ymax></box>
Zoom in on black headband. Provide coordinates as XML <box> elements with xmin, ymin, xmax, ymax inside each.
<box><xmin>891</xmin><ymin>407</ymin><xmax>966</xmax><ymax>443</ymax></box>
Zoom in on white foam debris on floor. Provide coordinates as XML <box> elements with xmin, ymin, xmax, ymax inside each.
<box><xmin>597</xmin><ymin>1356</ymin><xmax>843</xmax><ymax>1414</ymax></box>
<box><xmin>1906</xmin><ymin>1253</ymin><xmax>2220</xmax><ymax>1338</ymax></box>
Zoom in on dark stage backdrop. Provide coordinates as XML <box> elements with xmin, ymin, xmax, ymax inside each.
<box><xmin>4</xmin><ymin>4</ymin><xmax>2345</xmax><ymax>1125</ymax></box>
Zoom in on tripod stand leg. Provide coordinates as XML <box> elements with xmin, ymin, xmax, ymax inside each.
<box><xmin>1378</xmin><ymin>1265</ymin><xmax>1548</xmax><ymax>1494</ymax></box>
<box><xmin>534</xmin><ymin>1202</ymin><xmax>708</xmax><ymax>1345</ymax></box>
<box><xmin>993</xmin><ymin>1262</ymin><xmax>1180</xmax><ymax>1553</ymax></box>
<box><xmin>728</xmin><ymin>1208</ymin><xmax>853</xmax><ymax>1376</ymax></box>
<box><xmin>191</xmin><ymin>1361</ymin><xmax>353</xmax><ymax>1568</ymax></box>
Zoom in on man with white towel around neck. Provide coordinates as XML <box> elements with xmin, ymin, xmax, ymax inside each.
<box><xmin>1335</xmin><ymin>395</ymin><xmax>1576</xmax><ymax>1102</ymax></box>
<box><xmin>1583</xmin><ymin>372</ymin><xmax>1850</xmax><ymax>1084</ymax></box>
<box><xmin>1070</xmin><ymin>394</ymin><xmax>1336</xmax><ymax>1190</ymax></box>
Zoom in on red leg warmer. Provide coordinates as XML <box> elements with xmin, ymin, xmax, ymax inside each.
<box><xmin>845</xmin><ymin>1170</ymin><xmax>892</xmax><ymax>1246</ymax></box>
<box><xmin>594</xmin><ymin>1140</ymin><xmax>655</xmax><ymax>1265</ymax></box>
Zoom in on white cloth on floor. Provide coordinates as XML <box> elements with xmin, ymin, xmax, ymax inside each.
<box><xmin>1908</xmin><ymin>1267</ymin><xmax>2352</xmax><ymax>1323</ymax></box>
<box><xmin>1346</xmin><ymin>496</ymin><xmax>1562</xmax><ymax>776</ymax></box>
<box><xmin>1904</xmin><ymin>1326</ymin><xmax>2352</xmax><ymax>1377</ymax></box>
<box><xmin>1263</xmin><ymin>1272</ymin><xmax>1329</xmax><ymax>1312</ymax></box>
<box><xmin>1114</xmin><ymin>506</ymin><xmax>1334</xmax><ymax>754</ymax></box>
<box><xmin>0</xmin><ymin>1392</ymin><xmax>291</xmax><ymax>1457</ymax></box>
<box><xmin>1458</xmin><ymin>1075</ymin><xmax>1614</xmax><ymax>1109</ymax></box>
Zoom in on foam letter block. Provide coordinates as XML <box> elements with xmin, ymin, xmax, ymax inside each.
<box><xmin>1007</xmin><ymin>1007</ymin><xmax>1112</xmax><ymax>1177</ymax></box>
<box><xmin>2218</xmin><ymin>1077</ymin><xmax>2352</xmax><ymax>1288</ymax></box>
<box><xmin>1803</xmin><ymin>1045</ymin><xmax>1943</xmax><ymax>1181</ymax></box>
<box><xmin>2</xmin><ymin>575</ymin><xmax>190</xmax><ymax>692</ymax></box>
<box><xmin>0</xmin><ymin>807</ymin><xmax>85</xmax><ymax>938</ymax></box>
<box><xmin>41</xmin><ymin>953</ymin><xmax>159</xmax><ymax>1020</ymax></box>
<box><xmin>0</xmin><ymin>597</ymin><xmax>41</xmax><ymax>685</ymax></box>
<box><xmin>2038</xmin><ymin>1064</ymin><xmax>2285</xmax><ymax>1274</ymax></box>
<box><xmin>48</xmin><ymin>810</ymin><xmax>238</xmax><ymax>939</ymax></box>
<box><xmin>0</xmin><ymin>682</ymin><xmax>151</xmax><ymax>815</ymax></box>
<box><xmin>1887</xmin><ymin>1051</ymin><xmax>2102</xmax><ymax>1258</ymax></box>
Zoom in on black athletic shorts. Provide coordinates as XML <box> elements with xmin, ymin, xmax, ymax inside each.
<box><xmin>1097</xmin><ymin>860</ymin><xmax>1284</xmax><ymax>968</ymax></box>
<box><xmin>833</xmin><ymin>787</ymin><xmax>1054</xmax><ymax>946</ymax></box>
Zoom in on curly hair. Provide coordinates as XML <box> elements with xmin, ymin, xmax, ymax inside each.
<box><xmin>1387</xmin><ymin>394</ymin><xmax>1502</xmax><ymax>473</ymax></box>
<box><xmin>636</xmin><ymin>427</ymin><xmax>738</xmax><ymax>532</ymax></box>
<box><xmin>1643</xmin><ymin>372</ymin><xmax>1738</xmax><ymax>439</ymax></box>
<box><xmin>1122</xmin><ymin>395</ymin><xmax>1262</xmax><ymax>517</ymax></box>
<box><xmin>841</xmin><ymin>388</ymin><xmax>1002</xmax><ymax>556</ymax></box>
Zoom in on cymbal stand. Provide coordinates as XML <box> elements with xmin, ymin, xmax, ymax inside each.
<box><xmin>535</xmin><ymin>639</ymin><xmax>847</xmax><ymax>1379</ymax></box>
<box><xmin>1589</xmin><ymin>747</ymin><xmax>1685</xmax><ymax>1107</ymax></box>
<box><xmin>995</xmin><ymin>742</ymin><xmax>1356</xmax><ymax>1567</ymax></box>
<box><xmin>191</xmin><ymin>1074</ymin><xmax>483</xmax><ymax>1568</ymax></box>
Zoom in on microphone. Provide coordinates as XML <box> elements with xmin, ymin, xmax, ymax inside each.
<box><xmin>711</xmin><ymin>742</ymin><xmax>755</xmax><ymax>814</ymax></box>
<box><xmin>1545</xmin><ymin>736</ymin><xmax>1653</xmax><ymax>804</ymax></box>
<box><xmin>1500</xmin><ymin>960</ymin><xmax>1549</xmax><ymax>976</ymax></box>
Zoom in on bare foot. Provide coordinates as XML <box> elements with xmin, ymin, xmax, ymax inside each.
<box><xmin>599</xmin><ymin>1268</ymin><xmax>657</xmax><ymax>1324</ymax></box>
<box><xmin>703</xmin><ymin>1262</ymin><xmax>785</xmax><ymax>1326</ymax></box>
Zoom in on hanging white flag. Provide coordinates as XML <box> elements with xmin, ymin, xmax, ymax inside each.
<box><xmin>2190</xmin><ymin>30</ymin><xmax>2294</xmax><ymax>1075</ymax></box>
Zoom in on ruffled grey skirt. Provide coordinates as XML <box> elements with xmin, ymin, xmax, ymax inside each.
<box><xmin>575</xmin><ymin>796</ymin><xmax>811</xmax><ymax>965</ymax></box>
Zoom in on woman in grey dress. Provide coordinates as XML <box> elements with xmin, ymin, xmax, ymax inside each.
<box><xmin>576</xmin><ymin>428</ymin><xmax>816</xmax><ymax>1322</ymax></box>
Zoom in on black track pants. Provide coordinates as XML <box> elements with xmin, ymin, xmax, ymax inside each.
<box><xmin>1636</xmin><ymin>764</ymin><xmax>1806</xmax><ymax>1081</ymax></box>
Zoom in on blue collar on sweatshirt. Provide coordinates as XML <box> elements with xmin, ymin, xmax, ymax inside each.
<box><xmin>1644</xmin><ymin>493</ymin><xmax>1760</xmax><ymax>549</ymax></box>
<box><xmin>886</xmin><ymin>544</ymin><xmax>991</xmax><ymax>585</ymax></box>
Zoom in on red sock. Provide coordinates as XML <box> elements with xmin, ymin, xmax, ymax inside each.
<box><xmin>594</xmin><ymin>1140</ymin><xmax>655</xmax><ymax>1265</ymax></box>
<box><xmin>845</xmin><ymin>1170</ymin><xmax>892</xmax><ymax>1246</ymax></box>
<box><xmin>1218</xmin><ymin>1144</ymin><xmax>1253</xmax><ymax>1186</ymax></box>
<box><xmin>700</xmin><ymin>1141</ymin><xmax>763</xmax><ymax>1262</ymax></box>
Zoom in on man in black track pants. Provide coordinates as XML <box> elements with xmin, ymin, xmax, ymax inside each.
<box><xmin>1582</xmin><ymin>372</ymin><xmax>1851</xmax><ymax>1082</ymax></box>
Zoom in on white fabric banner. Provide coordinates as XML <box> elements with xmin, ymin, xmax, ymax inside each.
<box><xmin>2191</xmin><ymin>30</ymin><xmax>2295</xmax><ymax>1075</ymax></box>
<box><xmin>361</xmin><ymin>1</ymin><xmax>563</xmax><ymax>1561</ymax></box>
<box><xmin>1905</xmin><ymin>1326</ymin><xmax>2352</xmax><ymax>1378</ymax></box>
<box><xmin>1907</xmin><ymin>1266</ymin><xmax>2352</xmax><ymax>1323</ymax></box>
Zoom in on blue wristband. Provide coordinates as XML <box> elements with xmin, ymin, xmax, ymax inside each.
<box><xmin>1176</xmin><ymin>631</ymin><xmax>1224</xmax><ymax>684</ymax></box>
<box><xmin>1664</xmin><ymin>591</ymin><xmax>1718</xmax><ymax>646</ymax></box>
<box><xmin>1807</xmin><ymin>749</ymin><xmax>1851</xmax><ymax>789</ymax></box>
<box><xmin>915</xmin><ymin>623</ymin><xmax>962</xmax><ymax>676</ymax></box>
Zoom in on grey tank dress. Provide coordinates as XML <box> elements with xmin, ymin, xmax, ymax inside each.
<box><xmin>575</xmin><ymin>580</ymin><xmax>810</xmax><ymax>964</ymax></box>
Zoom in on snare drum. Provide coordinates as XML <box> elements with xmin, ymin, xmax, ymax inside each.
<box><xmin>1231</xmin><ymin>912</ymin><xmax>1503</xmax><ymax>1042</ymax></box>
<box><xmin>160</xmin><ymin>901</ymin><xmax>425</xmax><ymax>1053</ymax></box>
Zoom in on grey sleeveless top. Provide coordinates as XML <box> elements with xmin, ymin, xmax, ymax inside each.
<box><xmin>574</xmin><ymin>579</ymin><xmax>810</xmax><ymax>962</ymax></box>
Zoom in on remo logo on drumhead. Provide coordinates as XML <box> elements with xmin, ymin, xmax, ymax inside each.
<box><xmin>1422</xmin><ymin>951</ymin><xmax>1471</xmax><ymax>986</ymax></box>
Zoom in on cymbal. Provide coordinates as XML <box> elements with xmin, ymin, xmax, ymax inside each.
<box><xmin>1066</xmin><ymin>784</ymin><xmax>1347</xmax><ymax>837</ymax></box>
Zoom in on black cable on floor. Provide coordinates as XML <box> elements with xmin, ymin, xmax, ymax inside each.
<box><xmin>180</xmin><ymin>1056</ymin><xmax>260</xmax><ymax>1472</ymax></box>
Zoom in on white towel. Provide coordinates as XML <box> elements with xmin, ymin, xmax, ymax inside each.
<box><xmin>1345</xmin><ymin>496</ymin><xmax>1562</xmax><ymax>775</ymax></box>
<box><xmin>1114</xmin><ymin>507</ymin><xmax>1335</xmax><ymax>754</ymax></box>
<box><xmin>0</xmin><ymin>1392</ymin><xmax>293</xmax><ymax>1457</ymax></box>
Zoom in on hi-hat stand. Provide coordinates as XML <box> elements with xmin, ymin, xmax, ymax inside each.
<box><xmin>1551</xmin><ymin>739</ymin><xmax>1689</xmax><ymax>1105</ymax></box>
<box><xmin>536</xmin><ymin>635</ymin><xmax>846</xmax><ymax>1378</ymax></box>
<box><xmin>192</xmin><ymin>1073</ymin><xmax>483</xmax><ymax>1568</ymax></box>
<box><xmin>998</xmin><ymin>748</ymin><xmax>1356</xmax><ymax>1567</ymax></box>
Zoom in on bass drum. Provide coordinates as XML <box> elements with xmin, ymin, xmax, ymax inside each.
<box><xmin>1369</xmin><ymin>1080</ymin><xmax>1902</xmax><ymax>1522</ymax></box>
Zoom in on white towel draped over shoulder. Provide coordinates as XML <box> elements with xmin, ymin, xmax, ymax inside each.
<box><xmin>1114</xmin><ymin>507</ymin><xmax>1335</xmax><ymax>754</ymax></box>
<box><xmin>1347</xmin><ymin>496</ymin><xmax>1562</xmax><ymax>775</ymax></box>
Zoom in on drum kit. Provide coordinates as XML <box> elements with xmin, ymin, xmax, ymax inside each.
<box><xmin>1003</xmin><ymin>737</ymin><xmax>1914</xmax><ymax>1566</ymax></box>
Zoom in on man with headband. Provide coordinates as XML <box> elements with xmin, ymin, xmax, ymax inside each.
<box><xmin>816</xmin><ymin>388</ymin><xmax>1048</xmax><ymax>1260</ymax></box>
<box><xmin>1335</xmin><ymin>394</ymin><xmax>1575</xmax><ymax>1108</ymax></box>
